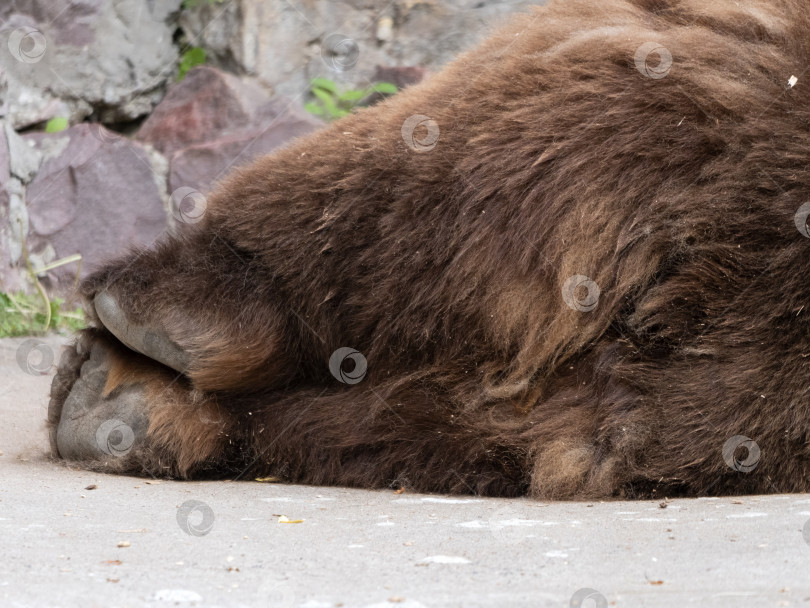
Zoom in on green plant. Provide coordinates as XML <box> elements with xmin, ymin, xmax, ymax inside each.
<box><xmin>305</xmin><ymin>78</ymin><xmax>398</xmax><ymax>120</ymax></box>
<box><xmin>0</xmin><ymin>291</ymin><xmax>84</xmax><ymax>337</ymax></box>
<box><xmin>45</xmin><ymin>117</ymin><xmax>69</xmax><ymax>133</ymax></box>
<box><xmin>0</xmin><ymin>219</ymin><xmax>84</xmax><ymax>337</ymax></box>
<box><xmin>177</xmin><ymin>0</ymin><xmax>224</xmax><ymax>80</ymax></box>
<box><xmin>181</xmin><ymin>0</ymin><xmax>225</xmax><ymax>8</ymax></box>
<box><xmin>177</xmin><ymin>46</ymin><xmax>207</xmax><ymax>81</ymax></box>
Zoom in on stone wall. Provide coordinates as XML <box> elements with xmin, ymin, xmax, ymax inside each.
<box><xmin>0</xmin><ymin>0</ymin><xmax>541</xmax><ymax>298</ymax></box>
<box><xmin>179</xmin><ymin>0</ymin><xmax>540</xmax><ymax>98</ymax></box>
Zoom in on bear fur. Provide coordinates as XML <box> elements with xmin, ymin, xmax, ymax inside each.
<box><xmin>49</xmin><ymin>0</ymin><xmax>810</xmax><ymax>499</ymax></box>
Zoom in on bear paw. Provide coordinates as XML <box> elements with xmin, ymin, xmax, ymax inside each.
<box><xmin>48</xmin><ymin>330</ymin><xmax>149</xmax><ymax>462</ymax></box>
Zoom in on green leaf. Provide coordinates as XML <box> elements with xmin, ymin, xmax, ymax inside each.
<box><xmin>310</xmin><ymin>77</ymin><xmax>338</xmax><ymax>94</ymax></box>
<box><xmin>178</xmin><ymin>47</ymin><xmax>207</xmax><ymax>81</ymax></box>
<box><xmin>304</xmin><ymin>102</ymin><xmax>324</xmax><ymax>116</ymax></box>
<box><xmin>45</xmin><ymin>117</ymin><xmax>69</xmax><ymax>133</ymax></box>
<box><xmin>183</xmin><ymin>0</ymin><xmax>225</xmax><ymax>8</ymax></box>
<box><xmin>312</xmin><ymin>87</ymin><xmax>334</xmax><ymax>103</ymax></box>
<box><xmin>312</xmin><ymin>88</ymin><xmax>339</xmax><ymax>115</ymax></box>
<box><xmin>306</xmin><ymin>79</ymin><xmax>386</xmax><ymax>121</ymax></box>
<box><xmin>339</xmin><ymin>89</ymin><xmax>367</xmax><ymax>102</ymax></box>
<box><xmin>371</xmin><ymin>82</ymin><xmax>398</xmax><ymax>94</ymax></box>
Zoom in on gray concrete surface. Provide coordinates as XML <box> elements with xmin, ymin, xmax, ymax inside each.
<box><xmin>2</xmin><ymin>335</ymin><xmax>810</xmax><ymax>608</ymax></box>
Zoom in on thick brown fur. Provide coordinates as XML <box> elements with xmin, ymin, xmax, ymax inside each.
<box><xmin>50</xmin><ymin>0</ymin><xmax>810</xmax><ymax>498</ymax></box>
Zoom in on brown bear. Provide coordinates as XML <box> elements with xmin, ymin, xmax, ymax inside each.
<box><xmin>47</xmin><ymin>0</ymin><xmax>810</xmax><ymax>499</ymax></box>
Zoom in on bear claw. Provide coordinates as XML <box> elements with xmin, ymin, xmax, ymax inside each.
<box><xmin>94</xmin><ymin>291</ymin><xmax>190</xmax><ymax>374</ymax></box>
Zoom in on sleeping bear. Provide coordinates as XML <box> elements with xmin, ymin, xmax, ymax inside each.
<box><xmin>48</xmin><ymin>0</ymin><xmax>810</xmax><ymax>499</ymax></box>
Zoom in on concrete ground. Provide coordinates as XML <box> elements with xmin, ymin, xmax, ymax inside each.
<box><xmin>2</xmin><ymin>335</ymin><xmax>810</xmax><ymax>608</ymax></box>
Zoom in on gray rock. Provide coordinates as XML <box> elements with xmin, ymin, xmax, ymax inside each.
<box><xmin>168</xmin><ymin>108</ymin><xmax>323</xmax><ymax>195</ymax></box>
<box><xmin>21</xmin><ymin>124</ymin><xmax>169</xmax><ymax>293</ymax></box>
<box><xmin>4</xmin><ymin>122</ymin><xmax>40</xmax><ymax>183</ymax></box>
<box><xmin>0</xmin><ymin>122</ymin><xmax>9</xmax><ymax>185</ymax></box>
<box><xmin>0</xmin><ymin>0</ymin><xmax>182</xmax><ymax>129</ymax></box>
<box><xmin>178</xmin><ymin>0</ymin><xmax>541</xmax><ymax>99</ymax></box>
<box><xmin>137</xmin><ymin>66</ymin><xmax>323</xmax><ymax>196</ymax></box>
<box><xmin>0</xmin><ymin>121</ymin><xmax>34</xmax><ymax>294</ymax></box>
<box><xmin>136</xmin><ymin>66</ymin><xmax>281</xmax><ymax>158</ymax></box>
<box><xmin>0</xmin><ymin>176</ymin><xmax>33</xmax><ymax>295</ymax></box>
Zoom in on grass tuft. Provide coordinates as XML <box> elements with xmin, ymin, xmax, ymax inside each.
<box><xmin>0</xmin><ymin>291</ymin><xmax>84</xmax><ymax>337</ymax></box>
